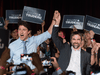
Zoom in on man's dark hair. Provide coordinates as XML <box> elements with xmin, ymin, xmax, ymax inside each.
<box><xmin>18</xmin><ymin>20</ymin><xmax>31</xmax><ymax>31</ymax></box>
<box><xmin>70</xmin><ymin>31</ymin><xmax>82</xmax><ymax>41</ymax></box>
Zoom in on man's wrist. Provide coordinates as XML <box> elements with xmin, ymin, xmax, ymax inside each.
<box><xmin>91</xmin><ymin>54</ymin><xmax>94</xmax><ymax>56</ymax></box>
<box><xmin>53</xmin><ymin>19</ymin><xmax>56</xmax><ymax>21</ymax></box>
<box><xmin>56</xmin><ymin>67</ymin><xmax>63</xmax><ymax>75</ymax></box>
<box><xmin>52</xmin><ymin>19</ymin><xmax>60</xmax><ymax>25</ymax></box>
<box><xmin>56</xmin><ymin>67</ymin><xmax>61</xmax><ymax>71</ymax></box>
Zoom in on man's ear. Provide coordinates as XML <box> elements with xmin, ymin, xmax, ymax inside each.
<box><xmin>28</xmin><ymin>30</ymin><xmax>31</xmax><ymax>35</ymax></box>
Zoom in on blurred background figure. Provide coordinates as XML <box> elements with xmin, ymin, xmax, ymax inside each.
<box><xmin>4</xmin><ymin>19</ymin><xmax>19</xmax><ymax>43</ymax></box>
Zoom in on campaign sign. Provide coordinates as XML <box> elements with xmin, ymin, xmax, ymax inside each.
<box><xmin>84</xmin><ymin>15</ymin><xmax>100</xmax><ymax>35</ymax></box>
<box><xmin>62</xmin><ymin>15</ymin><xmax>85</xmax><ymax>30</ymax></box>
<box><xmin>21</xmin><ymin>6</ymin><xmax>46</xmax><ymax>24</ymax></box>
<box><xmin>0</xmin><ymin>29</ymin><xmax>9</xmax><ymax>57</ymax></box>
<box><xmin>0</xmin><ymin>17</ymin><xmax>5</xmax><ymax>28</ymax></box>
<box><xmin>6</xmin><ymin>10</ymin><xmax>22</xmax><ymax>23</ymax></box>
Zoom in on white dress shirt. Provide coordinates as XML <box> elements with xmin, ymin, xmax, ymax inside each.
<box><xmin>66</xmin><ymin>46</ymin><xmax>81</xmax><ymax>75</ymax></box>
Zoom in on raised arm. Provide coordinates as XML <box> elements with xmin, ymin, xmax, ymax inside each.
<box><xmin>34</xmin><ymin>10</ymin><xmax>61</xmax><ymax>46</ymax></box>
<box><xmin>48</xmin><ymin>10</ymin><xmax>61</xmax><ymax>34</ymax></box>
<box><xmin>51</xmin><ymin>11</ymin><xmax>67</xmax><ymax>51</ymax></box>
<box><xmin>41</xmin><ymin>20</ymin><xmax>45</xmax><ymax>33</ymax></box>
<box><xmin>91</xmin><ymin>43</ymin><xmax>100</xmax><ymax>65</ymax></box>
<box><xmin>4</xmin><ymin>19</ymin><xmax>9</xmax><ymax>30</ymax></box>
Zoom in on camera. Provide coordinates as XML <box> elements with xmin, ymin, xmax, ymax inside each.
<box><xmin>41</xmin><ymin>56</ymin><xmax>54</xmax><ymax>67</ymax></box>
<box><xmin>8</xmin><ymin>63</ymin><xmax>26</xmax><ymax>72</ymax></box>
<box><xmin>20</xmin><ymin>54</ymin><xmax>32</xmax><ymax>61</ymax></box>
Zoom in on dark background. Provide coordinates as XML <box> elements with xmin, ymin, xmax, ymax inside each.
<box><xmin>0</xmin><ymin>0</ymin><xmax>100</xmax><ymax>42</ymax></box>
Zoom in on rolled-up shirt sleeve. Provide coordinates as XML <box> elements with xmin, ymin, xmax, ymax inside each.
<box><xmin>34</xmin><ymin>31</ymin><xmax>51</xmax><ymax>46</ymax></box>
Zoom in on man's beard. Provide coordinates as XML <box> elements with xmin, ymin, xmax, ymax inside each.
<box><xmin>72</xmin><ymin>43</ymin><xmax>80</xmax><ymax>49</ymax></box>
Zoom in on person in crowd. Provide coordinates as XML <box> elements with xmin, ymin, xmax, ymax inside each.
<box><xmin>91</xmin><ymin>42</ymin><xmax>100</xmax><ymax>75</ymax></box>
<box><xmin>37</xmin><ymin>40</ymin><xmax>60</xmax><ymax>61</ymax></box>
<box><xmin>51</xmin><ymin>11</ymin><xmax>91</xmax><ymax>75</ymax></box>
<box><xmin>4</xmin><ymin>19</ymin><xmax>19</xmax><ymax>43</ymax></box>
<box><xmin>40</xmin><ymin>39</ymin><xmax>51</xmax><ymax>57</ymax></box>
<box><xmin>9</xmin><ymin>27</ymin><xmax>19</xmax><ymax>43</ymax></box>
<box><xmin>38</xmin><ymin>20</ymin><xmax>59</xmax><ymax>58</ymax></box>
<box><xmin>83</xmin><ymin>30</ymin><xmax>99</xmax><ymax>54</ymax></box>
<box><xmin>84</xmin><ymin>30</ymin><xmax>93</xmax><ymax>48</ymax></box>
<box><xmin>38</xmin><ymin>39</ymin><xmax>60</xmax><ymax>75</ymax></box>
<box><xmin>58</xmin><ymin>30</ymin><xmax>66</xmax><ymax>44</ymax></box>
<box><xmin>84</xmin><ymin>30</ymin><xmax>95</xmax><ymax>54</ymax></box>
<box><xmin>81</xmin><ymin>33</ymin><xmax>89</xmax><ymax>52</ymax></box>
<box><xmin>33</xmin><ymin>20</ymin><xmax>45</xmax><ymax>36</ymax></box>
<box><xmin>37</xmin><ymin>20</ymin><xmax>45</xmax><ymax>35</ymax></box>
<box><xmin>4</xmin><ymin>19</ymin><xmax>9</xmax><ymax>30</ymax></box>
<box><xmin>7</xmin><ymin>10</ymin><xmax>59</xmax><ymax>75</ymax></box>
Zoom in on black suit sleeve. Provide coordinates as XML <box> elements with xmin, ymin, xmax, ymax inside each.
<box><xmin>86</xmin><ymin>53</ymin><xmax>91</xmax><ymax>75</ymax></box>
<box><xmin>51</xmin><ymin>26</ymin><xmax>67</xmax><ymax>51</ymax></box>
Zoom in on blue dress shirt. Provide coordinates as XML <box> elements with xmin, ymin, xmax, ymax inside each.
<box><xmin>7</xmin><ymin>31</ymin><xmax>51</xmax><ymax>70</ymax></box>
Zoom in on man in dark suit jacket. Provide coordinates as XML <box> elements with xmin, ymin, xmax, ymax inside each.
<box><xmin>51</xmin><ymin>11</ymin><xmax>91</xmax><ymax>75</ymax></box>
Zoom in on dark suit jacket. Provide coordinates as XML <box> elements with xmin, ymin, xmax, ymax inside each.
<box><xmin>52</xmin><ymin>26</ymin><xmax>91</xmax><ymax>75</ymax></box>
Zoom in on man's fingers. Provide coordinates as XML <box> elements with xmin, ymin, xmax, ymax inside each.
<box><xmin>73</xmin><ymin>25</ymin><xmax>76</xmax><ymax>28</ymax></box>
<box><xmin>50</xmin><ymin>57</ymin><xmax>56</xmax><ymax>62</ymax></box>
<box><xmin>53</xmin><ymin>10</ymin><xmax>59</xmax><ymax>19</ymax></box>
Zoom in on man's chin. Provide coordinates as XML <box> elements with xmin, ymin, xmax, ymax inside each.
<box><xmin>20</xmin><ymin>37</ymin><xmax>25</xmax><ymax>41</ymax></box>
<box><xmin>73</xmin><ymin>45</ymin><xmax>80</xmax><ymax>49</ymax></box>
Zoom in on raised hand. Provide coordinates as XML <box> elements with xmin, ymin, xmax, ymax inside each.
<box><xmin>21</xmin><ymin>63</ymin><xmax>33</xmax><ymax>75</ymax></box>
<box><xmin>48</xmin><ymin>10</ymin><xmax>61</xmax><ymax>34</ymax></box>
<box><xmin>29</xmin><ymin>53</ymin><xmax>44</xmax><ymax>73</ymax></box>
<box><xmin>73</xmin><ymin>25</ymin><xmax>78</xmax><ymax>32</ymax></box>
<box><xmin>53</xmin><ymin>10</ymin><xmax>61</xmax><ymax>25</ymax></box>
<box><xmin>4</xmin><ymin>19</ymin><xmax>9</xmax><ymax>30</ymax></box>
<box><xmin>41</xmin><ymin>20</ymin><xmax>45</xmax><ymax>27</ymax></box>
<box><xmin>89</xmin><ymin>30</ymin><xmax>95</xmax><ymax>39</ymax></box>
<box><xmin>50</xmin><ymin>57</ymin><xmax>59</xmax><ymax>69</ymax></box>
<box><xmin>41</xmin><ymin>20</ymin><xmax>45</xmax><ymax>33</ymax></box>
<box><xmin>91</xmin><ymin>43</ymin><xmax>100</xmax><ymax>56</ymax></box>
<box><xmin>95</xmin><ymin>43</ymin><xmax>100</xmax><ymax>54</ymax></box>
